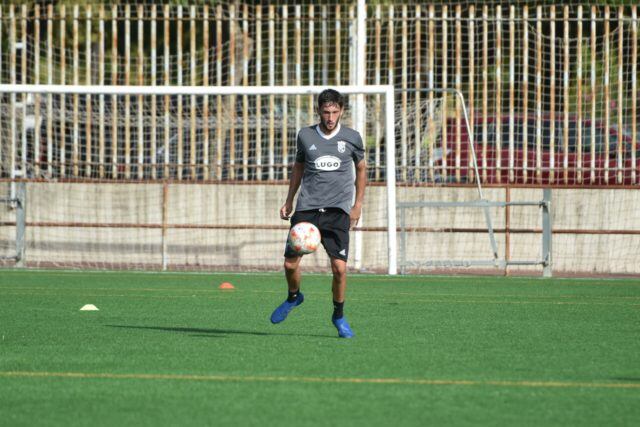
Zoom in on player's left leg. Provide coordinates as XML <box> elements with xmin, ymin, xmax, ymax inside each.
<box><xmin>330</xmin><ymin>257</ymin><xmax>347</xmax><ymax>305</ymax></box>
<box><xmin>330</xmin><ymin>257</ymin><xmax>354</xmax><ymax>338</ymax></box>
<box><xmin>318</xmin><ymin>209</ymin><xmax>354</xmax><ymax>338</ymax></box>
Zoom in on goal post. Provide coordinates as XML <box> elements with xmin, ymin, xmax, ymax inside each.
<box><xmin>0</xmin><ymin>83</ymin><xmax>400</xmax><ymax>273</ymax></box>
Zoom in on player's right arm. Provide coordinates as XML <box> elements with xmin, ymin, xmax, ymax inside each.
<box><xmin>280</xmin><ymin>161</ymin><xmax>304</xmax><ymax>220</ymax></box>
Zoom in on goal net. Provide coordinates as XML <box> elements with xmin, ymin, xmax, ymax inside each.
<box><xmin>0</xmin><ymin>83</ymin><xmax>534</xmax><ymax>275</ymax></box>
<box><xmin>391</xmin><ymin>87</ymin><xmax>639</xmax><ymax>276</ymax></box>
<box><xmin>0</xmin><ymin>84</ymin><xmax>401</xmax><ymax>272</ymax></box>
<box><xmin>378</xmin><ymin>88</ymin><xmax>553</xmax><ymax>275</ymax></box>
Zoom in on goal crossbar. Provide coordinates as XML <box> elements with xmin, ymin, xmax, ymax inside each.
<box><xmin>0</xmin><ymin>83</ymin><xmax>393</xmax><ymax>98</ymax></box>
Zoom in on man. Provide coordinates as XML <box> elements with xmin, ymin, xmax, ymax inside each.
<box><xmin>270</xmin><ymin>89</ymin><xmax>366</xmax><ymax>339</ymax></box>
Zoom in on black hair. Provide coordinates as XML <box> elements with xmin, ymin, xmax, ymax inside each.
<box><xmin>317</xmin><ymin>89</ymin><xmax>345</xmax><ymax>110</ymax></box>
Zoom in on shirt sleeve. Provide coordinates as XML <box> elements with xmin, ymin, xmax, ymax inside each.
<box><xmin>352</xmin><ymin>132</ymin><xmax>365</xmax><ymax>163</ymax></box>
<box><xmin>295</xmin><ymin>131</ymin><xmax>305</xmax><ymax>163</ymax></box>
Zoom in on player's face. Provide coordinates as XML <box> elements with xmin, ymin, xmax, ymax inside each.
<box><xmin>318</xmin><ymin>103</ymin><xmax>344</xmax><ymax>133</ymax></box>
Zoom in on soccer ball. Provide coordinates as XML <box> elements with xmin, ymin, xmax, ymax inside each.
<box><xmin>288</xmin><ymin>222</ymin><xmax>321</xmax><ymax>255</ymax></box>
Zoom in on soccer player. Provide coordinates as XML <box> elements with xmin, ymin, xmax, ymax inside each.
<box><xmin>270</xmin><ymin>89</ymin><xmax>366</xmax><ymax>338</ymax></box>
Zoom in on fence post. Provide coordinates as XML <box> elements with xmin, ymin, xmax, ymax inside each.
<box><xmin>542</xmin><ymin>188</ymin><xmax>552</xmax><ymax>277</ymax></box>
<box><xmin>161</xmin><ymin>181</ymin><xmax>168</xmax><ymax>271</ymax></box>
<box><xmin>15</xmin><ymin>181</ymin><xmax>26</xmax><ymax>268</ymax></box>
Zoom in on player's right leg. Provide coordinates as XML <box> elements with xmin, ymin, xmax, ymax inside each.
<box><xmin>270</xmin><ymin>256</ymin><xmax>305</xmax><ymax>324</ymax></box>
<box><xmin>270</xmin><ymin>211</ymin><xmax>318</xmax><ymax>324</ymax></box>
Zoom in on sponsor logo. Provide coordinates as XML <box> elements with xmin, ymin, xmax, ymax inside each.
<box><xmin>337</xmin><ymin>140</ymin><xmax>346</xmax><ymax>153</ymax></box>
<box><xmin>314</xmin><ymin>155</ymin><xmax>341</xmax><ymax>171</ymax></box>
<box><xmin>309</xmin><ymin>144</ymin><xmax>317</xmax><ymax>151</ymax></box>
<box><xmin>339</xmin><ymin>249</ymin><xmax>346</xmax><ymax>256</ymax></box>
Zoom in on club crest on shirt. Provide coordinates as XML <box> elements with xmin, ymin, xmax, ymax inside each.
<box><xmin>337</xmin><ymin>140</ymin><xmax>346</xmax><ymax>153</ymax></box>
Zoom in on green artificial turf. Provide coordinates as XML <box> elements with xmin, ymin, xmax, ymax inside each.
<box><xmin>0</xmin><ymin>270</ymin><xmax>639</xmax><ymax>426</ymax></box>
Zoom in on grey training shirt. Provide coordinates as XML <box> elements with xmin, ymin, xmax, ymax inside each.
<box><xmin>294</xmin><ymin>123</ymin><xmax>365</xmax><ymax>215</ymax></box>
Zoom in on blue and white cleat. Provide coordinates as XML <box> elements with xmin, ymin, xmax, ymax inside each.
<box><xmin>332</xmin><ymin>316</ymin><xmax>354</xmax><ymax>338</ymax></box>
<box><xmin>270</xmin><ymin>293</ymin><xmax>304</xmax><ymax>324</ymax></box>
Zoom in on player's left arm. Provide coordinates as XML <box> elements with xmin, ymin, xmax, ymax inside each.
<box><xmin>350</xmin><ymin>159</ymin><xmax>367</xmax><ymax>227</ymax></box>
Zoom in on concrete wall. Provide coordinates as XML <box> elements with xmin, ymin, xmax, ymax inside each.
<box><xmin>0</xmin><ymin>182</ymin><xmax>638</xmax><ymax>275</ymax></box>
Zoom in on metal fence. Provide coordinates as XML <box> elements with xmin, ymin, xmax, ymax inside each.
<box><xmin>0</xmin><ymin>2</ymin><xmax>638</xmax><ymax>185</ymax></box>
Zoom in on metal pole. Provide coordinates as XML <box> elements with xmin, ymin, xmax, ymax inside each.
<box><xmin>15</xmin><ymin>181</ymin><xmax>26</xmax><ymax>267</ymax></box>
<box><xmin>454</xmin><ymin>88</ymin><xmax>499</xmax><ymax>261</ymax></box>
<box><xmin>161</xmin><ymin>181</ymin><xmax>168</xmax><ymax>270</ymax></box>
<box><xmin>385</xmin><ymin>86</ymin><xmax>397</xmax><ymax>275</ymax></box>
<box><xmin>542</xmin><ymin>188</ymin><xmax>553</xmax><ymax>277</ymax></box>
<box><xmin>400</xmin><ymin>206</ymin><xmax>406</xmax><ymax>274</ymax></box>
<box><xmin>505</xmin><ymin>186</ymin><xmax>511</xmax><ymax>276</ymax></box>
<box><xmin>0</xmin><ymin>84</ymin><xmax>395</xmax><ymax>97</ymax></box>
<box><xmin>353</xmin><ymin>0</ymin><xmax>366</xmax><ymax>271</ymax></box>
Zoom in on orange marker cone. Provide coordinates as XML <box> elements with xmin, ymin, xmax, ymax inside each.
<box><xmin>219</xmin><ymin>282</ymin><xmax>235</xmax><ymax>290</ymax></box>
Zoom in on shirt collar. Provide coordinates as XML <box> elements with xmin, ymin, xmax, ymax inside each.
<box><xmin>315</xmin><ymin>123</ymin><xmax>341</xmax><ymax>140</ymax></box>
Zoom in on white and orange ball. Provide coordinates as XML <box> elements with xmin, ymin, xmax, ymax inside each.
<box><xmin>288</xmin><ymin>222</ymin><xmax>321</xmax><ymax>255</ymax></box>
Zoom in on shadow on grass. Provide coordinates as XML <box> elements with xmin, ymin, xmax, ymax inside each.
<box><xmin>105</xmin><ymin>324</ymin><xmax>335</xmax><ymax>339</ymax></box>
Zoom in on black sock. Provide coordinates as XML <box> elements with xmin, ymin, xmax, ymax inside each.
<box><xmin>287</xmin><ymin>289</ymin><xmax>300</xmax><ymax>303</ymax></box>
<box><xmin>332</xmin><ymin>300</ymin><xmax>344</xmax><ymax>320</ymax></box>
